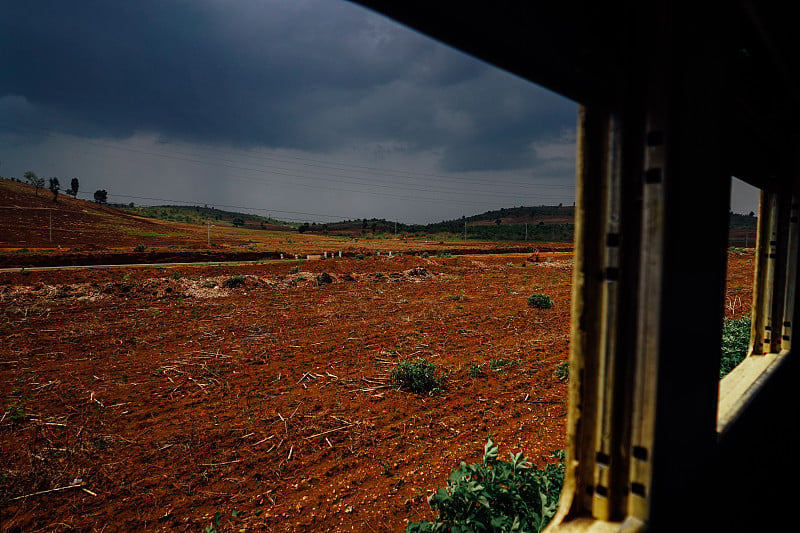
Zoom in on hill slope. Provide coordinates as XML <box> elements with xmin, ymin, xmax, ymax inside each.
<box><xmin>0</xmin><ymin>179</ymin><xmax>198</xmax><ymax>250</ymax></box>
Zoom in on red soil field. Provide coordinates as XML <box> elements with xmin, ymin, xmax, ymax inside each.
<box><xmin>0</xmin><ymin>249</ymin><xmax>754</xmax><ymax>532</ymax></box>
<box><xmin>1</xmin><ymin>179</ymin><xmax>754</xmax><ymax>531</ymax></box>
<box><xmin>1</xmin><ymin>253</ymin><xmax>573</xmax><ymax>532</ymax></box>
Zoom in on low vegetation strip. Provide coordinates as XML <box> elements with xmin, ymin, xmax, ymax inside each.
<box><xmin>407</xmin><ymin>439</ymin><xmax>565</xmax><ymax>533</ymax></box>
<box><xmin>720</xmin><ymin>316</ymin><xmax>751</xmax><ymax>378</ymax></box>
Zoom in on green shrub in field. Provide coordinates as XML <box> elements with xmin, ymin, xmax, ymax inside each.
<box><xmin>406</xmin><ymin>440</ymin><xmax>565</xmax><ymax>533</ymax></box>
<box><xmin>223</xmin><ymin>275</ymin><xmax>246</xmax><ymax>288</ymax></box>
<box><xmin>3</xmin><ymin>390</ymin><xmax>37</xmax><ymax>424</ymax></box>
<box><xmin>554</xmin><ymin>360</ymin><xmax>569</xmax><ymax>381</ymax></box>
<box><xmin>467</xmin><ymin>362</ymin><xmax>485</xmax><ymax>378</ymax></box>
<box><xmin>528</xmin><ymin>293</ymin><xmax>553</xmax><ymax>309</ymax></box>
<box><xmin>390</xmin><ymin>357</ymin><xmax>446</xmax><ymax>395</ymax></box>
<box><xmin>355</xmin><ymin>253</ymin><xmax>366</xmax><ymax>260</ymax></box>
<box><xmin>720</xmin><ymin>316</ymin><xmax>751</xmax><ymax>378</ymax></box>
<box><xmin>133</xmin><ymin>244</ymin><xmax>146</xmax><ymax>252</ymax></box>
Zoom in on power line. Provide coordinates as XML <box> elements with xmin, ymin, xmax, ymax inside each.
<box><xmin>1</xmin><ymin>123</ymin><xmax>576</xmax><ymax>203</ymax></box>
<box><xmin>2</xmin><ymin>122</ymin><xmax>576</xmax><ymax>191</ymax></box>
<box><xmin>2</xmin><ymin>124</ymin><xmax>577</xmax><ymax>219</ymax></box>
<box><xmin>73</xmin><ymin>137</ymin><xmax>573</xmax><ymax>203</ymax></box>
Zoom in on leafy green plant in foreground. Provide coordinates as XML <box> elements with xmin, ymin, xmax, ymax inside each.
<box><xmin>407</xmin><ymin>439</ymin><xmax>565</xmax><ymax>533</ymax></box>
<box><xmin>720</xmin><ymin>316</ymin><xmax>751</xmax><ymax>379</ymax></box>
<box><xmin>390</xmin><ymin>357</ymin><xmax>447</xmax><ymax>395</ymax></box>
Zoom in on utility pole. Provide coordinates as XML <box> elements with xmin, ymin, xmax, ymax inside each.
<box><xmin>464</xmin><ymin>221</ymin><xmax>467</xmax><ymax>242</ymax></box>
<box><xmin>525</xmin><ymin>223</ymin><xmax>528</xmax><ymax>241</ymax></box>
<box><xmin>207</xmin><ymin>220</ymin><xmax>210</xmax><ymax>246</ymax></box>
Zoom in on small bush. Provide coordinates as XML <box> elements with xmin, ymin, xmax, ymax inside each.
<box><xmin>528</xmin><ymin>293</ymin><xmax>553</xmax><ymax>309</ymax></box>
<box><xmin>467</xmin><ymin>362</ymin><xmax>485</xmax><ymax>378</ymax></box>
<box><xmin>133</xmin><ymin>244</ymin><xmax>146</xmax><ymax>252</ymax></box>
<box><xmin>720</xmin><ymin>316</ymin><xmax>751</xmax><ymax>378</ymax></box>
<box><xmin>554</xmin><ymin>360</ymin><xmax>569</xmax><ymax>381</ymax></box>
<box><xmin>406</xmin><ymin>440</ymin><xmax>565</xmax><ymax>533</ymax></box>
<box><xmin>223</xmin><ymin>275</ymin><xmax>246</xmax><ymax>288</ymax></box>
<box><xmin>355</xmin><ymin>253</ymin><xmax>366</xmax><ymax>260</ymax></box>
<box><xmin>390</xmin><ymin>358</ymin><xmax>446</xmax><ymax>395</ymax></box>
<box><xmin>3</xmin><ymin>391</ymin><xmax>37</xmax><ymax>424</ymax></box>
<box><xmin>289</xmin><ymin>266</ymin><xmax>300</xmax><ymax>274</ymax></box>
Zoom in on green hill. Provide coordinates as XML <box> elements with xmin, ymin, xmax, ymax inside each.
<box><xmin>117</xmin><ymin>204</ymin><xmax>294</xmax><ymax>231</ymax></box>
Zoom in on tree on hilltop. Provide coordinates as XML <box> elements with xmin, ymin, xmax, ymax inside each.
<box><xmin>94</xmin><ymin>189</ymin><xmax>108</xmax><ymax>204</ymax></box>
<box><xmin>65</xmin><ymin>177</ymin><xmax>79</xmax><ymax>197</ymax></box>
<box><xmin>48</xmin><ymin>177</ymin><xmax>60</xmax><ymax>202</ymax></box>
<box><xmin>23</xmin><ymin>171</ymin><xmax>45</xmax><ymax>196</ymax></box>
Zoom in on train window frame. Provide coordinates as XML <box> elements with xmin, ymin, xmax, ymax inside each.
<box><xmin>717</xmin><ymin>188</ymin><xmax>799</xmax><ymax>431</ymax></box>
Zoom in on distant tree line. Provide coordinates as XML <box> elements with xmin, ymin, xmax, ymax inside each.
<box><xmin>312</xmin><ymin>215</ymin><xmax>575</xmax><ymax>242</ymax></box>
<box><xmin>117</xmin><ymin>204</ymin><xmax>293</xmax><ymax>229</ymax></box>
<box><xmin>729</xmin><ymin>211</ymin><xmax>757</xmax><ymax>229</ymax></box>
<box><xmin>14</xmin><ymin>170</ymin><xmax>109</xmax><ymax>204</ymax></box>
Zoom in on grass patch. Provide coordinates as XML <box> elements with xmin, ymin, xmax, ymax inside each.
<box><xmin>720</xmin><ymin>316</ymin><xmax>751</xmax><ymax>378</ymax></box>
<box><xmin>223</xmin><ymin>275</ymin><xmax>246</xmax><ymax>288</ymax></box>
<box><xmin>488</xmin><ymin>358</ymin><xmax>523</xmax><ymax>370</ymax></box>
<box><xmin>528</xmin><ymin>293</ymin><xmax>553</xmax><ymax>309</ymax></box>
<box><xmin>3</xmin><ymin>389</ymin><xmax>37</xmax><ymax>424</ymax></box>
<box><xmin>443</xmin><ymin>292</ymin><xmax>469</xmax><ymax>302</ymax></box>
<box><xmin>554</xmin><ymin>360</ymin><xmax>569</xmax><ymax>381</ymax></box>
<box><xmin>390</xmin><ymin>358</ymin><xmax>447</xmax><ymax>395</ymax></box>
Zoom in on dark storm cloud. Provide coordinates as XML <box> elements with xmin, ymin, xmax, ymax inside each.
<box><xmin>1</xmin><ymin>0</ymin><xmax>575</xmax><ymax>172</ymax></box>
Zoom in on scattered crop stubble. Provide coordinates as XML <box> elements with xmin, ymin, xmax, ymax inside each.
<box><xmin>1</xmin><ymin>250</ymin><xmax>753</xmax><ymax>531</ymax></box>
<box><xmin>1</xmin><ymin>253</ymin><xmax>573</xmax><ymax>531</ymax></box>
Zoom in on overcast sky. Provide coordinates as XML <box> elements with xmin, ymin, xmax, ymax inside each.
<box><xmin>1</xmin><ymin>0</ymin><xmax>756</xmax><ymax>224</ymax></box>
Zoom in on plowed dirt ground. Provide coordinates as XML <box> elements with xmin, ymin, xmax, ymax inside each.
<box><xmin>1</xmin><ymin>252</ymin><xmax>573</xmax><ymax>533</ymax></box>
<box><xmin>0</xmin><ymin>247</ymin><xmax>754</xmax><ymax>532</ymax></box>
<box><xmin>1</xmin><ymin>179</ymin><xmax>755</xmax><ymax>532</ymax></box>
